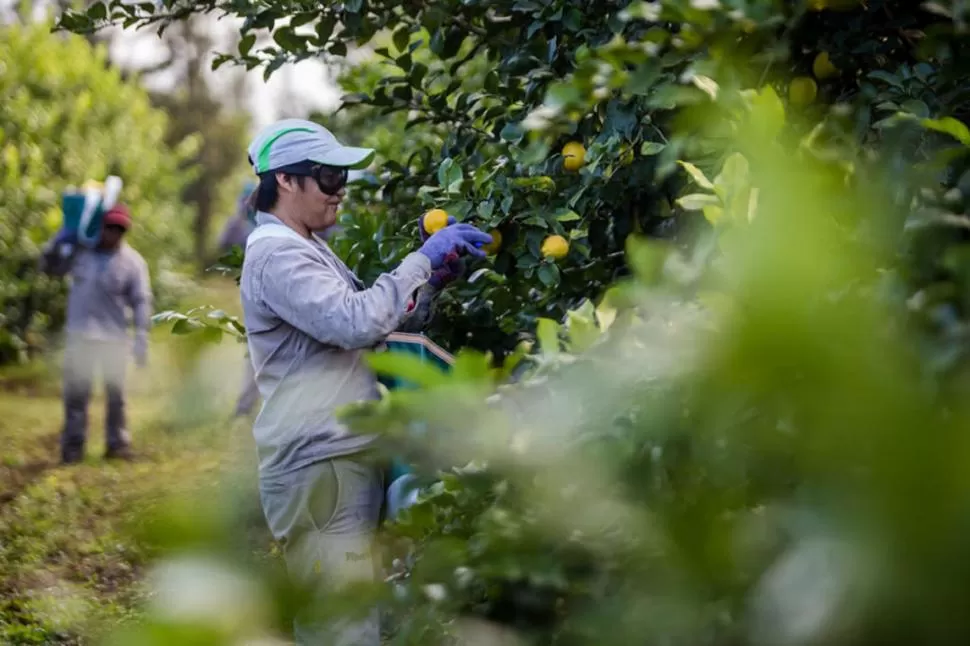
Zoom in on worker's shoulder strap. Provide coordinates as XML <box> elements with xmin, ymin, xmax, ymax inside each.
<box><xmin>245</xmin><ymin>223</ymin><xmax>313</xmax><ymax>252</ymax></box>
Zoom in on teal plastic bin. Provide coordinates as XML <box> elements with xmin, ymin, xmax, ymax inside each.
<box><xmin>61</xmin><ymin>176</ymin><xmax>123</xmax><ymax>248</ymax></box>
<box><xmin>378</xmin><ymin>333</ymin><xmax>453</xmax><ymax>515</ymax></box>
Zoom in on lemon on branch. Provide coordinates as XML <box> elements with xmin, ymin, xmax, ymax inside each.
<box><xmin>812</xmin><ymin>51</ymin><xmax>839</xmax><ymax>80</ymax></box>
<box><xmin>482</xmin><ymin>229</ymin><xmax>503</xmax><ymax>255</ymax></box>
<box><xmin>541</xmin><ymin>234</ymin><xmax>569</xmax><ymax>260</ymax></box>
<box><xmin>789</xmin><ymin>77</ymin><xmax>818</xmax><ymax>106</ymax></box>
<box><xmin>562</xmin><ymin>141</ymin><xmax>586</xmax><ymax>172</ymax></box>
<box><xmin>422</xmin><ymin>209</ymin><xmax>450</xmax><ymax>235</ymax></box>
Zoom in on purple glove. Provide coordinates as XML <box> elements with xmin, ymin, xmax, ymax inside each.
<box><xmin>418</xmin><ymin>223</ymin><xmax>492</xmax><ymax>269</ymax></box>
<box><xmin>429</xmin><ymin>251</ymin><xmax>466</xmax><ymax>289</ymax></box>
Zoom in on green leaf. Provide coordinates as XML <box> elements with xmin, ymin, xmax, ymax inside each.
<box><xmin>437</xmin><ymin>158</ymin><xmax>464</xmax><ymax>193</ymax></box>
<box><xmin>677</xmin><ymin>161</ymin><xmax>714</xmax><ymax>190</ymax></box>
<box><xmin>239</xmin><ymin>34</ymin><xmax>256</xmax><ymax>56</ymax></box>
<box><xmin>901</xmin><ymin>99</ymin><xmax>930</xmax><ymax>118</ymax></box>
<box><xmin>868</xmin><ymin>70</ymin><xmax>903</xmax><ymax>88</ymax></box>
<box><xmin>640</xmin><ymin>141</ymin><xmax>665</xmax><ymax>156</ymax></box>
<box><xmin>566</xmin><ymin>308</ymin><xmax>600</xmax><ymax>353</ymax></box>
<box><xmin>595</xmin><ymin>288</ymin><xmax>622</xmax><ymax>331</ymax></box>
<box><xmin>477</xmin><ymin>200</ymin><xmax>495</xmax><ymax>219</ymax></box>
<box><xmin>538</xmin><ymin>262</ymin><xmax>560</xmax><ymax>286</ymax></box>
<box><xmin>450</xmin><ymin>351</ymin><xmax>492</xmax><ymax>383</ymax></box>
<box><xmin>273</xmin><ymin>27</ymin><xmax>299</xmax><ymax>51</ymax></box>
<box><xmin>393</xmin><ymin>26</ymin><xmax>410</xmax><ymax>53</ymax></box>
<box><xmin>921</xmin><ymin>117</ymin><xmax>970</xmax><ymax>145</ymax></box>
<box><xmin>89</xmin><ymin>2</ymin><xmax>107</xmax><ymax>20</ymax></box>
<box><xmin>556</xmin><ymin>209</ymin><xmax>581</xmax><ymax>222</ymax></box>
<box><xmin>316</xmin><ymin>17</ymin><xmax>336</xmax><ymax>42</ymax></box>
<box><xmin>500</xmin><ymin>122</ymin><xmax>524</xmax><ymax>143</ymax></box>
<box><xmin>746</xmin><ymin>85</ymin><xmax>786</xmax><ymax>143</ymax></box>
<box><xmin>171</xmin><ymin>318</ymin><xmax>200</xmax><ymax>335</ymax></box>
<box><xmin>290</xmin><ymin>12</ymin><xmax>316</xmax><ymax>28</ymax></box>
<box><xmin>511</xmin><ymin>176</ymin><xmax>556</xmax><ymax>192</ymax></box>
<box><xmin>330</xmin><ymin>41</ymin><xmax>348</xmax><ymax>57</ymax></box>
<box><xmin>201</xmin><ymin>326</ymin><xmax>224</xmax><ymax>345</ymax></box>
<box><xmin>366</xmin><ymin>351</ymin><xmax>450</xmax><ymax>389</ymax></box>
<box><xmin>677</xmin><ymin>193</ymin><xmax>720</xmax><ymax>210</ymax></box>
<box><xmin>535</xmin><ymin>318</ymin><xmax>560</xmax><ymax>356</ymax></box>
<box><xmin>411</xmin><ymin>62</ymin><xmax>428</xmax><ymax>87</ymax></box>
<box><xmin>625</xmin><ymin>234</ymin><xmax>669</xmax><ymax>285</ymax></box>
<box><xmin>703</xmin><ymin>205</ymin><xmax>724</xmax><ymax>225</ymax></box>
<box><xmin>714</xmin><ymin>153</ymin><xmax>748</xmax><ymax>191</ymax></box>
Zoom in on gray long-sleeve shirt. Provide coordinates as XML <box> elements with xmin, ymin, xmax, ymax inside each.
<box><xmin>45</xmin><ymin>244</ymin><xmax>152</xmax><ymax>344</ymax></box>
<box><xmin>241</xmin><ymin>212</ymin><xmax>433</xmax><ymax>480</ymax></box>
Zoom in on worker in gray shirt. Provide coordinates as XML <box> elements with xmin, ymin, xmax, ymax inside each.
<box><xmin>41</xmin><ymin>204</ymin><xmax>151</xmax><ymax>464</ymax></box>
<box><xmin>240</xmin><ymin>118</ymin><xmax>490</xmax><ymax>645</ymax></box>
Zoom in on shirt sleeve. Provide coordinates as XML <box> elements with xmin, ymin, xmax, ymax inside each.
<box><xmin>254</xmin><ymin>241</ymin><xmax>433</xmax><ymax>350</ymax></box>
<box><xmin>126</xmin><ymin>256</ymin><xmax>153</xmax><ymax>337</ymax></box>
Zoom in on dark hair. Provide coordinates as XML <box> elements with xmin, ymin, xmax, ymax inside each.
<box><xmin>254</xmin><ymin>171</ymin><xmax>306</xmax><ymax>212</ymax></box>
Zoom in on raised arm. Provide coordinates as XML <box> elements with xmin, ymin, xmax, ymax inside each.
<box><xmin>255</xmin><ymin>242</ymin><xmax>432</xmax><ymax>350</ymax></box>
<box><xmin>38</xmin><ymin>229</ymin><xmax>78</xmax><ymax>277</ymax></box>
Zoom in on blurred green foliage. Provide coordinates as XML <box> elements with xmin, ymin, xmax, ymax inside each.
<box><xmin>55</xmin><ymin>1</ymin><xmax>970</xmax><ymax>645</ymax></box>
<box><xmin>0</xmin><ymin>21</ymin><xmax>196</xmax><ymax>364</ymax></box>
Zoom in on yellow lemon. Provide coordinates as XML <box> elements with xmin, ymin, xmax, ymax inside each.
<box><xmin>561</xmin><ymin>141</ymin><xmax>586</xmax><ymax>172</ymax></box>
<box><xmin>812</xmin><ymin>52</ymin><xmax>839</xmax><ymax>81</ymax></box>
<box><xmin>482</xmin><ymin>229</ymin><xmax>503</xmax><ymax>255</ymax></box>
<box><xmin>789</xmin><ymin>77</ymin><xmax>818</xmax><ymax>106</ymax></box>
<box><xmin>541</xmin><ymin>234</ymin><xmax>569</xmax><ymax>260</ymax></box>
<box><xmin>423</xmin><ymin>209</ymin><xmax>449</xmax><ymax>235</ymax></box>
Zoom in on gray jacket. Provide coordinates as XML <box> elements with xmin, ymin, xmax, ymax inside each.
<box><xmin>241</xmin><ymin>212</ymin><xmax>434</xmax><ymax>479</ymax></box>
<box><xmin>41</xmin><ymin>242</ymin><xmax>152</xmax><ymax>345</ymax></box>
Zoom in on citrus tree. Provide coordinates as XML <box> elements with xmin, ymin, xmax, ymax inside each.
<box><xmin>55</xmin><ymin>1</ymin><xmax>970</xmax><ymax>644</ymax></box>
<box><xmin>0</xmin><ymin>20</ymin><xmax>196</xmax><ymax>363</ymax></box>
<box><xmin>58</xmin><ymin>0</ymin><xmax>970</xmax><ymax>360</ymax></box>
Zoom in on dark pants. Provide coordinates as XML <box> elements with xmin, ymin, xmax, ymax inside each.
<box><xmin>62</xmin><ymin>337</ymin><xmax>130</xmax><ymax>460</ymax></box>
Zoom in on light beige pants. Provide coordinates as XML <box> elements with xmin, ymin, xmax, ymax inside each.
<box><xmin>259</xmin><ymin>458</ymin><xmax>384</xmax><ymax>645</ymax></box>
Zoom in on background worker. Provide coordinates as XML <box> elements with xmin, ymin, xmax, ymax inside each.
<box><xmin>41</xmin><ymin>204</ymin><xmax>152</xmax><ymax>464</ymax></box>
<box><xmin>216</xmin><ymin>182</ymin><xmax>260</xmax><ymax>419</ymax></box>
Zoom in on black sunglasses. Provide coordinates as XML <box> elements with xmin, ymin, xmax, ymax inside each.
<box><xmin>277</xmin><ymin>163</ymin><xmax>348</xmax><ymax>196</ymax></box>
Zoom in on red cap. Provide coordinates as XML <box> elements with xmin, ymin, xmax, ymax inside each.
<box><xmin>103</xmin><ymin>204</ymin><xmax>132</xmax><ymax>230</ymax></box>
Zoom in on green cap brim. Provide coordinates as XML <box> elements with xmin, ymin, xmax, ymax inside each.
<box><xmin>312</xmin><ymin>146</ymin><xmax>376</xmax><ymax>170</ymax></box>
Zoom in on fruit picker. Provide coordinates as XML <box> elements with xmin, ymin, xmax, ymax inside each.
<box><xmin>237</xmin><ymin>117</ymin><xmax>491</xmax><ymax>645</ymax></box>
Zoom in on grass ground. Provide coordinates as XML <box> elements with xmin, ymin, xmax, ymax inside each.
<box><xmin>0</xmin><ymin>279</ymin><xmax>275</xmax><ymax>645</ymax></box>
